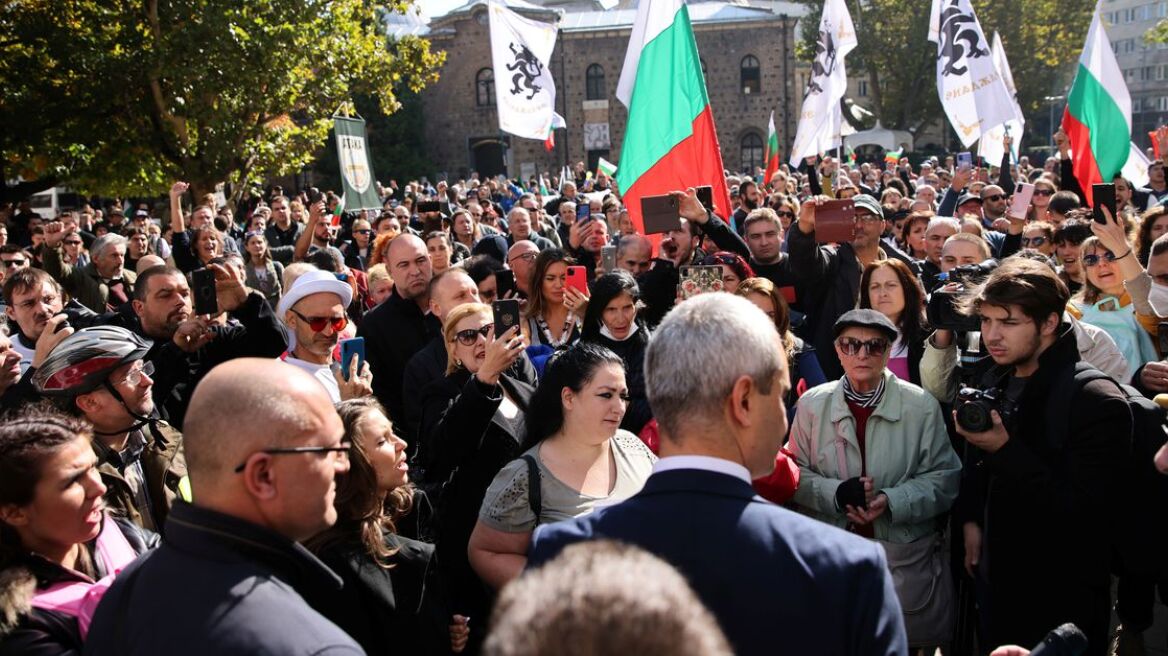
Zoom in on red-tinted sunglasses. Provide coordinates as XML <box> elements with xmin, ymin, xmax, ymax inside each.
<box><xmin>291</xmin><ymin>309</ymin><xmax>347</xmax><ymax>333</ymax></box>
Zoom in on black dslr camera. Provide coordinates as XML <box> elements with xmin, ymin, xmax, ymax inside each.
<box><xmin>954</xmin><ymin>385</ymin><xmax>1016</xmax><ymax>432</ymax></box>
<box><xmin>926</xmin><ymin>259</ymin><xmax>999</xmax><ymax>332</ymax></box>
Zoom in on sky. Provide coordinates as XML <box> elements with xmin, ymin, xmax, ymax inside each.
<box><xmin>415</xmin><ymin>0</ymin><xmax>466</xmax><ymax>19</ymax></box>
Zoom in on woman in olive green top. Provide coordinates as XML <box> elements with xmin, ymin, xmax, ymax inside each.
<box><xmin>468</xmin><ymin>343</ymin><xmax>656</xmax><ymax>589</ymax></box>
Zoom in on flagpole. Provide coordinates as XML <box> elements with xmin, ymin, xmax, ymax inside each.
<box><xmin>558</xmin><ymin>28</ymin><xmax>570</xmax><ymax>176</ymax></box>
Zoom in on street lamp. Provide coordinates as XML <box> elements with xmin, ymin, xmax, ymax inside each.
<box><xmin>1044</xmin><ymin>95</ymin><xmax>1066</xmax><ymax>150</ymax></box>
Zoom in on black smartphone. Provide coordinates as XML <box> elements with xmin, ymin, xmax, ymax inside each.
<box><xmin>1092</xmin><ymin>183</ymin><xmax>1117</xmax><ymax>225</ymax></box>
<box><xmin>191</xmin><ymin>268</ymin><xmax>219</xmax><ymax>316</ymax></box>
<box><xmin>602</xmin><ymin>245</ymin><xmax>617</xmax><ymax>271</ymax></box>
<box><xmin>417</xmin><ymin>200</ymin><xmax>441</xmax><ymax>213</ymax></box>
<box><xmin>695</xmin><ymin>185</ymin><xmax>714</xmax><ymax>213</ymax></box>
<box><xmin>640</xmin><ymin>194</ymin><xmax>681</xmax><ymax>234</ymax></box>
<box><xmin>495</xmin><ymin>269</ymin><xmax>516</xmax><ymax>300</ymax></box>
<box><xmin>340</xmin><ymin>337</ymin><xmax>365</xmax><ymax>381</ymax></box>
<box><xmin>308</xmin><ymin>187</ymin><xmax>323</xmax><ymax>205</ymax></box>
<box><xmin>576</xmin><ymin>203</ymin><xmax>591</xmax><ymax>221</ymax></box>
<box><xmin>493</xmin><ymin>299</ymin><xmax>521</xmax><ymax>338</ymax></box>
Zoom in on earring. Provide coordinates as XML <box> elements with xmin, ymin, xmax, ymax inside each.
<box><xmin>456</xmin><ymin>358</ymin><xmax>463</xmax><ymax>367</ymax></box>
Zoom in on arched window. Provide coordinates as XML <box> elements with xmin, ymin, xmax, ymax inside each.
<box><xmin>740</xmin><ymin>55</ymin><xmax>761</xmax><ymax>94</ymax></box>
<box><xmin>741</xmin><ymin>133</ymin><xmax>764</xmax><ymax>172</ymax></box>
<box><xmin>586</xmin><ymin>64</ymin><xmax>606</xmax><ymax>100</ymax></box>
<box><xmin>476</xmin><ymin>68</ymin><xmax>495</xmax><ymax>107</ymax></box>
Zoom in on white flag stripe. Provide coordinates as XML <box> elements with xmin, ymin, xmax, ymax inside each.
<box><xmin>489</xmin><ymin>2</ymin><xmax>562</xmax><ymax>141</ymax></box>
<box><xmin>1123</xmin><ymin>143</ymin><xmax>1151</xmax><ymax>188</ymax></box>
<box><xmin>928</xmin><ymin>0</ymin><xmax>1017</xmax><ymax>148</ymax></box>
<box><xmin>977</xmin><ymin>33</ymin><xmax>1025</xmax><ymax>165</ymax></box>
<box><xmin>616</xmin><ymin>0</ymin><xmax>683</xmax><ymax>107</ymax></box>
<box><xmin>788</xmin><ymin>0</ymin><xmax>856</xmax><ymax>167</ymax></box>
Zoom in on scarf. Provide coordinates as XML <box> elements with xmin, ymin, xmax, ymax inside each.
<box><xmin>841</xmin><ymin>373</ymin><xmax>886</xmax><ymax>409</ymax></box>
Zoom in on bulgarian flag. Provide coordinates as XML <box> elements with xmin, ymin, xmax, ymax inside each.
<box><xmin>614</xmin><ymin>0</ymin><xmax>731</xmax><ymax>231</ymax></box>
<box><xmin>1062</xmin><ymin>0</ymin><xmax>1131</xmax><ymax>206</ymax></box>
<box><xmin>884</xmin><ymin>147</ymin><xmax>903</xmax><ymax>166</ymax></box>
<box><xmin>330</xmin><ymin>192</ymin><xmax>345</xmax><ymax>227</ymax></box>
<box><xmin>763</xmin><ymin>111</ymin><xmax>780</xmax><ymax>186</ymax></box>
<box><xmin>846</xmin><ymin>143</ymin><xmax>857</xmax><ymax>166</ymax></box>
<box><xmin>597</xmin><ymin>156</ymin><xmax>618</xmax><ymax>178</ymax></box>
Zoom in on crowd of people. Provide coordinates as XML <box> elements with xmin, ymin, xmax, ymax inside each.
<box><xmin>1</xmin><ymin>125</ymin><xmax>1168</xmax><ymax>656</ymax></box>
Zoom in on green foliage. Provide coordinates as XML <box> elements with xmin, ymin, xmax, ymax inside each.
<box><xmin>0</xmin><ymin>0</ymin><xmax>444</xmax><ymax>201</ymax></box>
<box><xmin>1147</xmin><ymin>18</ymin><xmax>1168</xmax><ymax>43</ymax></box>
<box><xmin>794</xmin><ymin>0</ymin><xmax>1093</xmax><ymax>143</ymax></box>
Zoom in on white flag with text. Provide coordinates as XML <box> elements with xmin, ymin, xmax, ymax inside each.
<box><xmin>489</xmin><ymin>2</ymin><xmax>565</xmax><ymax>141</ymax></box>
<box><xmin>789</xmin><ymin>0</ymin><xmax>856</xmax><ymax>167</ymax></box>
<box><xmin>928</xmin><ymin>0</ymin><xmax>1017</xmax><ymax>148</ymax></box>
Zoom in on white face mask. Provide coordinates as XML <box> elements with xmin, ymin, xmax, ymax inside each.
<box><xmin>1149</xmin><ymin>281</ymin><xmax>1168</xmax><ymax>317</ymax></box>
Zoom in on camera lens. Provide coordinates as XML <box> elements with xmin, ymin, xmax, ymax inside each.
<box><xmin>956</xmin><ymin>401</ymin><xmax>993</xmax><ymax>433</ymax></box>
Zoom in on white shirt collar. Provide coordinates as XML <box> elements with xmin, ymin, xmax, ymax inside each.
<box><xmin>652</xmin><ymin>455</ymin><xmax>752</xmax><ymax>484</ymax></box>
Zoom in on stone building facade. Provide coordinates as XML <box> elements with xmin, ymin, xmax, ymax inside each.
<box><xmin>402</xmin><ymin>0</ymin><xmax>806</xmax><ymax>182</ymax></box>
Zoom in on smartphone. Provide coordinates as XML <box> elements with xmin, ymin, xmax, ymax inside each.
<box><xmin>678</xmin><ymin>265</ymin><xmax>724</xmax><ymax>299</ymax></box>
<box><xmin>695</xmin><ymin>185</ymin><xmax>714</xmax><ymax>213</ymax></box>
<box><xmin>495</xmin><ymin>269</ymin><xmax>516</xmax><ymax>300</ymax></box>
<box><xmin>576</xmin><ymin>203</ymin><xmax>591</xmax><ymax>221</ymax></box>
<box><xmin>340</xmin><ymin>337</ymin><xmax>365</xmax><ymax>381</ymax></box>
<box><xmin>1009</xmin><ymin>183</ymin><xmax>1035</xmax><ymax>218</ymax></box>
<box><xmin>417</xmin><ymin>200</ymin><xmax>441</xmax><ymax>213</ymax></box>
<box><xmin>601</xmin><ymin>245</ymin><xmax>617</xmax><ymax>272</ymax></box>
<box><xmin>334</xmin><ymin>272</ymin><xmax>349</xmax><ymax>283</ymax></box>
<box><xmin>1092</xmin><ymin>183</ymin><xmax>1117</xmax><ymax>225</ymax></box>
<box><xmin>493</xmin><ymin>299</ymin><xmax>521</xmax><ymax>338</ymax></box>
<box><xmin>957</xmin><ymin>152</ymin><xmax>973</xmax><ymax>170</ymax></box>
<box><xmin>640</xmin><ymin>194</ymin><xmax>681</xmax><ymax>234</ymax></box>
<box><xmin>814</xmin><ymin>199</ymin><xmax>857</xmax><ymax>243</ymax></box>
<box><xmin>566</xmin><ymin>265</ymin><xmax>588</xmax><ymax>294</ymax></box>
<box><xmin>191</xmin><ymin>268</ymin><xmax>219</xmax><ymax>316</ymax></box>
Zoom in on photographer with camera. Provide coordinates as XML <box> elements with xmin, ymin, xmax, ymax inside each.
<box><xmin>953</xmin><ymin>258</ymin><xmax>1129</xmax><ymax>656</ymax></box>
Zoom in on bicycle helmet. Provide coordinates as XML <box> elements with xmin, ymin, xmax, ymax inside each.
<box><xmin>34</xmin><ymin>325</ymin><xmax>152</xmax><ymax>397</ymax></box>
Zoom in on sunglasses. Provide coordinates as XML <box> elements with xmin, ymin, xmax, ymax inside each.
<box><xmin>233</xmin><ymin>442</ymin><xmax>351</xmax><ymax>473</ymax></box>
<box><xmin>64</xmin><ymin>240</ymin><xmax>83</xmax><ymax>246</ymax></box>
<box><xmin>982</xmin><ymin>194</ymin><xmax>1005</xmax><ymax>202</ymax></box>
<box><xmin>353</xmin><ymin>229</ymin><xmax>372</xmax><ymax>235</ymax></box>
<box><xmin>290</xmin><ymin>308</ymin><xmax>348</xmax><ymax>333</ymax></box>
<box><xmin>1034</xmin><ymin>188</ymin><xmax>1055</xmax><ymax>197</ymax></box>
<box><xmin>776</xmin><ymin>210</ymin><xmax>796</xmax><ymax>219</ymax></box>
<box><xmin>454</xmin><ymin>324</ymin><xmax>493</xmax><ymax>346</ymax></box>
<box><xmin>2</xmin><ymin>259</ymin><xmax>26</xmax><ymax>267</ymax></box>
<box><xmin>836</xmin><ymin>336</ymin><xmax>889</xmax><ymax>356</ymax></box>
<box><xmin>1082</xmin><ymin>252</ymin><xmax>1119</xmax><ymax>267</ymax></box>
<box><xmin>1021</xmin><ymin>236</ymin><xmax>1048</xmax><ymax>247</ymax></box>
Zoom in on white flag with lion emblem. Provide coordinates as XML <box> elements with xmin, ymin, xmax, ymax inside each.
<box><xmin>489</xmin><ymin>2</ymin><xmax>565</xmax><ymax>142</ymax></box>
<box><xmin>927</xmin><ymin>0</ymin><xmax>1016</xmax><ymax>148</ymax></box>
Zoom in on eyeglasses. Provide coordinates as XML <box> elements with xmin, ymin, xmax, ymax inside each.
<box><xmin>63</xmin><ymin>240</ymin><xmax>83</xmax><ymax>246</ymax></box>
<box><xmin>16</xmin><ymin>294</ymin><xmax>60</xmax><ymax>311</ymax></box>
<box><xmin>509</xmin><ymin>252</ymin><xmax>537</xmax><ymax>264</ymax></box>
<box><xmin>853</xmin><ymin>214</ymin><xmax>884</xmax><ymax>225</ymax></box>
<box><xmin>1082</xmin><ymin>252</ymin><xmax>1119</xmax><ymax>267</ymax></box>
<box><xmin>353</xmin><ymin>229</ymin><xmax>372</xmax><ymax>235</ymax></box>
<box><xmin>454</xmin><ymin>324</ymin><xmax>493</xmax><ymax>346</ymax></box>
<box><xmin>233</xmin><ymin>442</ymin><xmax>351</xmax><ymax>473</ymax></box>
<box><xmin>982</xmin><ymin>194</ymin><xmax>1005</xmax><ymax>202</ymax></box>
<box><xmin>1034</xmin><ymin>189</ymin><xmax>1055</xmax><ymax>197</ymax></box>
<box><xmin>836</xmin><ymin>336</ymin><xmax>889</xmax><ymax>357</ymax></box>
<box><xmin>2</xmin><ymin>259</ymin><xmax>26</xmax><ymax>268</ymax></box>
<box><xmin>1020</xmin><ymin>236</ymin><xmax>1048</xmax><ymax>247</ymax></box>
<box><xmin>776</xmin><ymin>211</ymin><xmax>796</xmax><ymax>219</ymax></box>
<box><xmin>290</xmin><ymin>308</ymin><xmax>348</xmax><ymax>333</ymax></box>
<box><xmin>111</xmin><ymin>361</ymin><xmax>154</xmax><ymax>387</ymax></box>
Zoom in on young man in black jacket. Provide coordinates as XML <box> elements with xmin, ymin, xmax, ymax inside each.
<box><xmin>955</xmin><ymin>258</ymin><xmax>1129</xmax><ymax>656</ymax></box>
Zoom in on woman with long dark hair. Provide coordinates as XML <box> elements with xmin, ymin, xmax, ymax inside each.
<box><xmin>306</xmin><ymin>398</ymin><xmax>467</xmax><ymax>654</ymax></box>
<box><xmin>522</xmin><ymin>249</ymin><xmax>582</xmax><ymax>350</ymax></box>
<box><xmin>242</xmin><ymin>231</ymin><xmax>283</xmax><ymax>307</ymax></box>
<box><xmin>579</xmin><ymin>271</ymin><xmax>652</xmax><ymax>434</ymax></box>
<box><xmin>467</xmin><ymin>343</ymin><xmax>655</xmax><ymax>590</ymax></box>
<box><xmin>858</xmin><ymin>259</ymin><xmax>929</xmax><ymax>386</ymax></box>
<box><xmin>0</xmin><ymin>406</ymin><xmax>156</xmax><ymax>655</ymax></box>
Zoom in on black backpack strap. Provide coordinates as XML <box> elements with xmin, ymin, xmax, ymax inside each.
<box><xmin>521</xmin><ymin>454</ymin><xmax>542</xmax><ymax>525</ymax></box>
<box><xmin>1044</xmin><ymin>362</ymin><xmax>1112</xmax><ymax>451</ymax></box>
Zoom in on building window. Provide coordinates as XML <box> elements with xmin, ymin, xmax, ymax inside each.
<box><xmin>701</xmin><ymin>58</ymin><xmax>708</xmax><ymax>77</ymax></box>
<box><xmin>476</xmin><ymin>68</ymin><xmax>495</xmax><ymax>107</ymax></box>
<box><xmin>857</xmin><ymin>79</ymin><xmax>869</xmax><ymax>97</ymax></box>
<box><xmin>740</xmin><ymin>55</ymin><xmax>761</xmax><ymax>94</ymax></box>
<box><xmin>741</xmin><ymin>132</ymin><xmax>764</xmax><ymax>172</ymax></box>
<box><xmin>585</xmin><ymin>64</ymin><xmax>605</xmax><ymax>101</ymax></box>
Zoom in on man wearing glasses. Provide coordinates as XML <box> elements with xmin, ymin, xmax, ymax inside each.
<box><xmin>0</xmin><ymin>244</ymin><xmax>31</xmax><ymax>281</ymax></box>
<box><xmin>86</xmin><ymin>359</ymin><xmax>362</xmax><ymax>655</ymax></box>
<box><xmin>33</xmin><ymin>325</ymin><xmax>186</xmax><ymax>533</ymax></box>
<box><xmin>789</xmin><ymin>193</ymin><xmax>918</xmax><ymax>380</ymax></box>
<box><xmin>2</xmin><ymin>268</ymin><xmax>65</xmax><ymax>374</ymax></box>
<box><xmin>277</xmin><ymin>269</ymin><xmax>371</xmax><ymax>404</ymax></box>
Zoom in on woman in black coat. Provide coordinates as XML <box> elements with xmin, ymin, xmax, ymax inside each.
<box><xmin>858</xmin><ymin>258</ymin><xmax>929</xmax><ymax>386</ymax></box>
<box><xmin>416</xmin><ymin>302</ymin><xmax>533</xmax><ymax>651</ymax></box>
<box><xmin>579</xmin><ymin>271</ymin><xmax>652</xmax><ymax>435</ymax></box>
<box><xmin>306</xmin><ymin>397</ymin><xmax>466</xmax><ymax>655</ymax></box>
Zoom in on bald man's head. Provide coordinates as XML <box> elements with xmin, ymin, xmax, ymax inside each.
<box><xmin>184</xmin><ymin>358</ymin><xmax>338</xmax><ymax>492</ymax></box>
<box><xmin>387</xmin><ymin>233</ymin><xmax>432</xmax><ymax>300</ymax></box>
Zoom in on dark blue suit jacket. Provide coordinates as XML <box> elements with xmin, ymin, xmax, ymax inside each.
<box><xmin>528</xmin><ymin>468</ymin><xmax>908</xmax><ymax>656</ymax></box>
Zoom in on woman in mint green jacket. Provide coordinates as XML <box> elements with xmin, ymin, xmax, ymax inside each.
<box><xmin>789</xmin><ymin>310</ymin><xmax>961</xmax><ymax>543</ymax></box>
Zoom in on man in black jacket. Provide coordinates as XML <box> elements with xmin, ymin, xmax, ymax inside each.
<box><xmin>360</xmin><ymin>234</ymin><xmax>440</xmax><ymax>427</ymax></box>
<box><xmin>955</xmin><ymin>258</ymin><xmax>1128</xmax><ymax>656</ymax></box>
<box><xmin>788</xmin><ymin>194</ymin><xmax>917</xmax><ymax>379</ymax></box>
<box><xmin>85</xmin><ymin>359</ymin><xmax>362</xmax><ymax>655</ymax></box>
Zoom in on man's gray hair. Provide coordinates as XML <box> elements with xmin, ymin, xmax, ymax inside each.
<box><xmin>508</xmin><ymin>206</ymin><xmax>530</xmax><ymax>221</ymax></box>
<box><xmin>646</xmin><ymin>293</ymin><xmax>783</xmax><ymax>440</ymax></box>
<box><xmin>616</xmin><ymin>234</ymin><xmax>651</xmax><ymax>259</ymax></box>
<box><xmin>90</xmin><ymin>233</ymin><xmax>127</xmax><ymax>260</ymax></box>
<box><xmin>925</xmin><ymin>217</ymin><xmax>961</xmax><ymax>234</ymax></box>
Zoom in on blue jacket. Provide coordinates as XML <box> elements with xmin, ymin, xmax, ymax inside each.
<box><xmin>528</xmin><ymin>468</ymin><xmax>908</xmax><ymax>656</ymax></box>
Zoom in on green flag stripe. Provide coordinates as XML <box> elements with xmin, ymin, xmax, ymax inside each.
<box><xmin>616</xmin><ymin>6</ymin><xmax>708</xmax><ymax>192</ymax></box>
<box><xmin>1066</xmin><ymin>62</ymin><xmax>1130</xmax><ymax>180</ymax></box>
